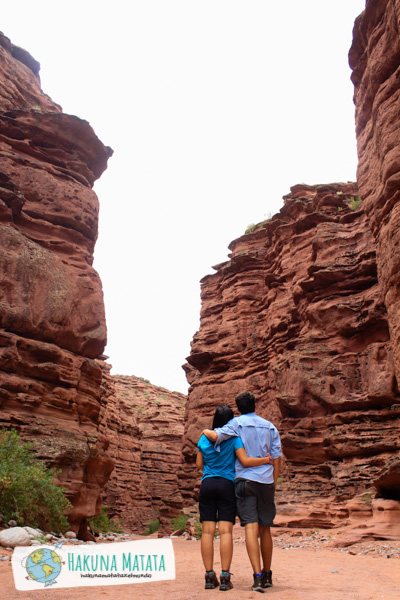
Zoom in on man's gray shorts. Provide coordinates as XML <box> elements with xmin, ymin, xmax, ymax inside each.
<box><xmin>235</xmin><ymin>478</ymin><xmax>276</xmax><ymax>527</ymax></box>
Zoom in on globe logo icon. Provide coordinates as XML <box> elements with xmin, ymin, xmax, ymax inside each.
<box><xmin>22</xmin><ymin>548</ymin><xmax>62</xmax><ymax>587</ymax></box>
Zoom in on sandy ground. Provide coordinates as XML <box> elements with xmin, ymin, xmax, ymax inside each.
<box><xmin>1</xmin><ymin>529</ymin><xmax>399</xmax><ymax>600</ymax></box>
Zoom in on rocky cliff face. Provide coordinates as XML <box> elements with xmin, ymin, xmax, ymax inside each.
<box><xmin>182</xmin><ymin>181</ymin><xmax>400</xmax><ymax>531</ymax></box>
<box><xmin>182</xmin><ymin>0</ymin><xmax>400</xmax><ymax>535</ymax></box>
<box><xmin>349</xmin><ymin>0</ymin><xmax>400</xmax><ymax>503</ymax></box>
<box><xmin>0</xmin><ymin>32</ymin><xmax>187</xmax><ymax>537</ymax></box>
<box><xmin>0</xmin><ymin>32</ymin><xmax>114</xmax><ymax>531</ymax></box>
<box><xmin>100</xmin><ymin>370</ymin><xmax>186</xmax><ymax>534</ymax></box>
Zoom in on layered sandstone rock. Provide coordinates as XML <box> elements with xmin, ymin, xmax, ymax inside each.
<box><xmin>330</xmin><ymin>494</ymin><xmax>400</xmax><ymax>548</ymax></box>
<box><xmin>0</xmin><ymin>32</ymin><xmax>187</xmax><ymax>537</ymax></box>
<box><xmin>0</xmin><ymin>32</ymin><xmax>113</xmax><ymax>531</ymax></box>
<box><xmin>100</xmin><ymin>370</ymin><xmax>186</xmax><ymax>534</ymax></box>
<box><xmin>182</xmin><ymin>1</ymin><xmax>400</xmax><ymax>535</ymax></box>
<box><xmin>349</xmin><ymin>0</ymin><xmax>400</xmax><ymax>494</ymax></box>
<box><xmin>182</xmin><ymin>183</ymin><xmax>400</xmax><ymax>529</ymax></box>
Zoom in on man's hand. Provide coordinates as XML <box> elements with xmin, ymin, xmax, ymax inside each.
<box><xmin>202</xmin><ymin>429</ymin><xmax>218</xmax><ymax>442</ymax></box>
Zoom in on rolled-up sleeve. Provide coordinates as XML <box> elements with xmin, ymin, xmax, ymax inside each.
<box><xmin>214</xmin><ymin>420</ymin><xmax>239</xmax><ymax>452</ymax></box>
<box><xmin>270</xmin><ymin>427</ymin><xmax>282</xmax><ymax>459</ymax></box>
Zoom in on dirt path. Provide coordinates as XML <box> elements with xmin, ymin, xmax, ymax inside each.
<box><xmin>1</xmin><ymin>533</ymin><xmax>399</xmax><ymax>600</ymax></box>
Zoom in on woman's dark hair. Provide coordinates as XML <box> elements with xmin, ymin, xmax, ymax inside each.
<box><xmin>212</xmin><ymin>404</ymin><xmax>234</xmax><ymax>429</ymax></box>
<box><xmin>235</xmin><ymin>391</ymin><xmax>256</xmax><ymax>414</ymax></box>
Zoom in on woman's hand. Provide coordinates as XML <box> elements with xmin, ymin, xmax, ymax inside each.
<box><xmin>236</xmin><ymin>448</ymin><xmax>273</xmax><ymax>467</ymax></box>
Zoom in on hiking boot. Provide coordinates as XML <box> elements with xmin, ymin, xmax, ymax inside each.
<box><xmin>251</xmin><ymin>573</ymin><xmax>264</xmax><ymax>593</ymax></box>
<box><xmin>219</xmin><ymin>571</ymin><xmax>233</xmax><ymax>591</ymax></box>
<box><xmin>261</xmin><ymin>569</ymin><xmax>273</xmax><ymax>588</ymax></box>
<box><xmin>205</xmin><ymin>570</ymin><xmax>219</xmax><ymax>589</ymax></box>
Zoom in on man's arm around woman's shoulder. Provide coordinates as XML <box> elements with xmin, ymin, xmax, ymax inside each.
<box><xmin>202</xmin><ymin>429</ymin><xmax>218</xmax><ymax>442</ymax></box>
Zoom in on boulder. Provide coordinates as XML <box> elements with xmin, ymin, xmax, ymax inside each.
<box><xmin>0</xmin><ymin>527</ymin><xmax>31</xmax><ymax>548</ymax></box>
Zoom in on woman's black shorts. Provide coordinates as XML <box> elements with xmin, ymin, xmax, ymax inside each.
<box><xmin>198</xmin><ymin>476</ymin><xmax>236</xmax><ymax>523</ymax></box>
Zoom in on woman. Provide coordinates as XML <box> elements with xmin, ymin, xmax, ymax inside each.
<box><xmin>196</xmin><ymin>404</ymin><xmax>271</xmax><ymax>591</ymax></box>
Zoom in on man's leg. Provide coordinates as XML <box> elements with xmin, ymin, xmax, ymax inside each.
<box><xmin>259</xmin><ymin>525</ymin><xmax>273</xmax><ymax>572</ymax></box>
<box><xmin>236</xmin><ymin>479</ymin><xmax>260</xmax><ymax>572</ymax></box>
<box><xmin>256</xmin><ymin>482</ymin><xmax>275</xmax><ymax>587</ymax></box>
<box><xmin>236</xmin><ymin>479</ymin><xmax>264</xmax><ymax>592</ymax></box>
<box><xmin>244</xmin><ymin>522</ymin><xmax>265</xmax><ymax>593</ymax></box>
<box><xmin>244</xmin><ymin>522</ymin><xmax>261</xmax><ymax>574</ymax></box>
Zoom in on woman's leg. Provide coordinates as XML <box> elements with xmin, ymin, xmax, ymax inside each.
<box><xmin>218</xmin><ymin>520</ymin><xmax>233</xmax><ymax>572</ymax></box>
<box><xmin>201</xmin><ymin>521</ymin><xmax>216</xmax><ymax>571</ymax></box>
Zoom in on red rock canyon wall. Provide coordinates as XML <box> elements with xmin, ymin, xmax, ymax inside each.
<box><xmin>182</xmin><ymin>182</ymin><xmax>400</xmax><ymax>527</ymax></box>
<box><xmin>3</xmin><ymin>0</ymin><xmax>400</xmax><ymax>539</ymax></box>
<box><xmin>182</xmin><ymin>0</ymin><xmax>400</xmax><ymax>532</ymax></box>
<box><xmin>0</xmin><ymin>32</ymin><xmax>114</xmax><ymax>531</ymax></box>
<box><xmin>0</xmin><ymin>32</ymin><xmax>187</xmax><ymax>536</ymax></box>
<box><xmin>100</xmin><ymin>371</ymin><xmax>185</xmax><ymax>534</ymax></box>
<box><xmin>349</xmin><ymin>0</ymin><xmax>400</xmax><ymax>500</ymax></box>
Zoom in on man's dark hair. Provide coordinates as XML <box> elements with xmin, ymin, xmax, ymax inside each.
<box><xmin>212</xmin><ymin>404</ymin><xmax>234</xmax><ymax>429</ymax></box>
<box><xmin>235</xmin><ymin>391</ymin><xmax>256</xmax><ymax>414</ymax></box>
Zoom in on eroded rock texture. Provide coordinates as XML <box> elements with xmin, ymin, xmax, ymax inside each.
<box><xmin>0</xmin><ymin>32</ymin><xmax>114</xmax><ymax>531</ymax></box>
<box><xmin>100</xmin><ymin>370</ymin><xmax>186</xmax><ymax>534</ymax></box>
<box><xmin>182</xmin><ymin>183</ymin><xmax>400</xmax><ymax>527</ymax></box>
<box><xmin>349</xmin><ymin>0</ymin><xmax>400</xmax><ymax>504</ymax></box>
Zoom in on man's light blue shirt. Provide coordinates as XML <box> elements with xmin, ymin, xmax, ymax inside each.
<box><xmin>215</xmin><ymin>412</ymin><xmax>281</xmax><ymax>484</ymax></box>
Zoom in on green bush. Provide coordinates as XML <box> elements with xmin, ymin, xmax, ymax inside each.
<box><xmin>0</xmin><ymin>429</ymin><xmax>71</xmax><ymax>532</ymax></box>
<box><xmin>171</xmin><ymin>513</ymin><xmax>189</xmax><ymax>533</ymax></box>
<box><xmin>362</xmin><ymin>492</ymin><xmax>373</xmax><ymax>507</ymax></box>
<box><xmin>88</xmin><ymin>505</ymin><xmax>124</xmax><ymax>534</ymax></box>
<box><xmin>145</xmin><ymin>518</ymin><xmax>160</xmax><ymax>535</ymax></box>
<box><xmin>194</xmin><ymin>516</ymin><xmax>202</xmax><ymax>539</ymax></box>
<box><xmin>349</xmin><ymin>195</ymin><xmax>362</xmax><ymax>210</ymax></box>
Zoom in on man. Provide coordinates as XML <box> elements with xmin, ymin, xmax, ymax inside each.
<box><xmin>203</xmin><ymin>391</ymin><xmax>281</xmax><ymax>593</ymax></box>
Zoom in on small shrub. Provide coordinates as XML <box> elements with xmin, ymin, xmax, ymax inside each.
<box><xmin>0</xmin><ymin>429</ymin><xmax>71</xmax><ymax>532</ymax></box>
<box><xmin>111</xmin><ymin>519</ymin><xmax>125</xmax><ymax>534</ymax></box>
<box><xmin>194</xmin><ymin>516</ymin><xmax>202</xmax><ymax>539</ymax></box>
<box><xmin>362</xmin><ymin>492</ymin><xmax>373</xmax><ymax>507</ymax></box>
<box><xmin>88</xmin><ymin>505</ymin><xmax>124</xmax><ymax>534</ymax></box>
<box><xmin>349</xmin><ymin>195</ymin><xmax>362</xmax><ymax>210</ymax></box>
<box><xmin>171</xmin><ymin>513</ymin><xmax>189</xmax><ymax>533</ymax></box>
<box><xmin>90</xmin><ymin>509</ymin><xmax>106</xmax><ymax>532</ymax></box>
<box><xmin>245</xmin><ymin>223</ymin><xmax>256</xmax><ymax>234</ymax></box>
<box><xmin>34</xmin><ymin>534</ymin><xmax>49</xmax><ymax>544</ymax></box>
<box><xmin>145</xmin><ymin>518</ymin><xmax>160</xmax><ymax>535</ymax></box>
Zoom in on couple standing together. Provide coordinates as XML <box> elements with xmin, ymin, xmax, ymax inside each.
<box><xmin>196</xmin><ymin>391</ymin><xmax>282</xmax><ymax>593</ymax></box>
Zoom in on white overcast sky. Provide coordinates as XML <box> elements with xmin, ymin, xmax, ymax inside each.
<box><xmin>2</xmin><ymin>0</ymin><xmax>366</xmax><ymax>393</ymax></box>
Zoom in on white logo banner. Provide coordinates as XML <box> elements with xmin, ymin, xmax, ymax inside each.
<box><xmin>12</xmin><ymin>538</ymin><xmax>175</xmax><ymax>590</ymax></box>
